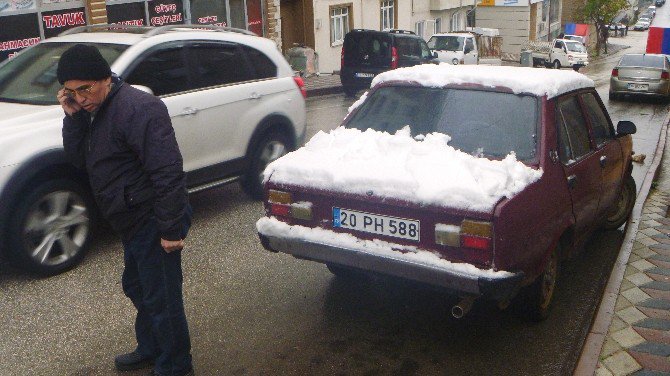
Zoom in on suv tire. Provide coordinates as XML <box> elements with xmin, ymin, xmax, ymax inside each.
<box><xmin>8</xmin><ymin>178</ymin><xmax>93</xmax><ymax>275</ymax></box>
<box><xmin>242</xmin><ymin>131</ymin><xmax>290</xmax><ymax>199</ymax></box>
<box><xmin>343</xmin><ymin>85</ymin><xmax>358</xmax><ymax>98</ymax></box>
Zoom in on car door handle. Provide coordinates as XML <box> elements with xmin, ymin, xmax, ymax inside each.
<box><xmin>600</xmin><ymin>155</ymin><xmax>607</xmax><ymax>168</ymax></box>
<box><xmin>249</xmin><ymin>92</ymin><xmax>262</xmax><ymax>100</ymax></box>
<box><xmin>567</xmin><ymin>175</ymin><xmax>577</xmax><ymax>189</ymax></box>
<box><xmin>179</xmin><ymin>107</ymin><xmax>198</xmax><ymax>116</ymax></box>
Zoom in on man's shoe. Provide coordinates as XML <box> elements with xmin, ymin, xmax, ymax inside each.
<box><xmin>114</xmin><ymin>351</ymin><xmax>154</xmax><ymax>371</ymax></box>
<box><xmin>148</xmin><ymin>367</ymin><xmax>194</xmax><ymax>376</ymax></box>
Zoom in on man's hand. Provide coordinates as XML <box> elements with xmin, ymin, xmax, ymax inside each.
<box><xmin>161</xmin><ymin>238</ymin><xmax>185</xmax><ymax>253</ymax></box>
<box><xmin>57</xmin><ymin>88</ymin><xmax>82</xmax><ymax>116</ymax></box>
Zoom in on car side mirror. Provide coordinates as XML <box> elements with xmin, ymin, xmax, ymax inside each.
<box><xmin>616</xmin><ymin>120</ymin><xmax>637</xmax><ymax>136</ymax></box>
<box><xmin>433</xmin><ymin>51</ymin><xmax>438</xmax><ymax>58</ymax></box>
<box><xmin>131</xmin><ymin>84</ymin><xmax>154</xmax><ymax>96</ymax></box>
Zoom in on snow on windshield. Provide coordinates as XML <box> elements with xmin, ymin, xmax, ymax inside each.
<box><xmin>371</xmin><ymin>64</ymin><xmax>594</xmax><ymax>99</ymax></box>
<box><xmin>264</xmin><ymin>126</ymin><xmax>543</xmax><ymax>212</ymax></box>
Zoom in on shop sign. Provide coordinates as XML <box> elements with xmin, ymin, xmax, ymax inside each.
<box><xmin>0</xmin><ymin>0</ymin><xmax>36</xmax><ymax>13</ymax></box>
<box><xmin>107</xmin><ymin>1</ymin><xmax>145</xmax><ymax>25</ymax></box>
<box><xmin>0</xmin><ymin>12</ymin><xmax>40</xmax><ymax>61</ymax></box>
<box><xmin>149</xmin><ymin>0</ymin><xmax>184</xmax><ymax>26</ymax></box>
<box><xmin>41</xmin><ymin>7</ymin><xmax>87</xmax><ymax>38</ymax></box>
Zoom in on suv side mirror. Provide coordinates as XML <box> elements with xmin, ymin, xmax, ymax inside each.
<box><xmin>616</xmin><ymin>120</ymin><xmax>637</xmax><ymax>136</ymax></box>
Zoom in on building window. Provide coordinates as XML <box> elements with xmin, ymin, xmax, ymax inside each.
<box><xmin>435</xmin><ymin>17</ymin><xmax>442</xmax><ymax>33</ymax></box>
<box><xmin>451</xmin><ymin>12</ymin><xmax>461</xmax><ymax>31</ymax></box>
<box><xmin>330</xmin><ymin>5</ymin><xmax>351</xmax><ymax>46</ymax></box>
<box><xmin>415</xmin><ymin>21</ymin><xmax>424</xmax><ymax>38</ymax></box>
<box><xmin>380</xmin><ymin>0</ymin><xmax>394</xmax><ymax>30</ymax></box>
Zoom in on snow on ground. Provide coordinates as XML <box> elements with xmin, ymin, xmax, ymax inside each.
<box><xmin>371</xmin><ymin>64</ymin><xmax>594</xmax><ymax>99</ymax></box>
<box><xmin>264</xmin><ymin>126</ymin><xmax>542</xmax><ymax>212</ymax></box>
<box><xmin>256</xmin><ymin>216</ymin><xmax>515</xmax><ymax>277</ymax></box>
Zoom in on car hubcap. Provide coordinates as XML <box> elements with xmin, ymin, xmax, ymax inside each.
<box><xmin>22</xmin><ymin>191</ymin><xmax>89</xmax><ymax>266</ymax></box>
<box><xmin>257</xmin><ymin>140</ymin><xmax>286</xmax><ymax>181</ymax></box>
<box><xmin>540</xmin><ymin>252</ymin><xmax>558</xmax><ymax>310</ymax></box>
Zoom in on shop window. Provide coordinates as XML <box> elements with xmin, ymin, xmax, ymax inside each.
<box><xmin>380</xmin><ymin>0</ymin><xmax>394</xmax><ymax>31</ymax></box>
<box><xmin>330</xmin><ymin>5</ymin><xmax>351</xmax><ymax>46</ymax></box>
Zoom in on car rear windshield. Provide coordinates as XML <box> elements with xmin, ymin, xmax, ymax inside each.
<box><xmin>343</xmin><ymin>33</ymin><xmax>392</xmax><ymax>65</ymax></box>
<box><xmin>619</xmin><ymin>54</ymin><xmax>666</xmax><ymax>68</ymax></box>
<box><xmin>427</xmin><ymin>35</ymin><xmax>465</xmax><ymax>51</ymax></box>
<box><xmin>345</xmin><ymin>86</ymin><xmax>538</xmax><ymax>160</ymax></box>
<box><xmin>0</xmin><ymin>42</ymin><xmax>128</xmax><ymax>105</ymax></box>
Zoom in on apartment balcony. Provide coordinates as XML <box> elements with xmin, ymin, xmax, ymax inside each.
<box><xmin>430</xmin><ymin>0</ymin><xmax>476</xmax><ymax>11</ymax></box>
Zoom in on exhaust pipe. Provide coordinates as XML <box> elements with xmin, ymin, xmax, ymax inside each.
<box><xmin>452</xmin><ymin>296</ymin><xmax>476</xmax><ymax>319</ymax></box>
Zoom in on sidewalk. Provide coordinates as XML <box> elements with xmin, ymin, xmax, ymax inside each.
<box><xmin>576</xmin><ymin>114</ymin><xmax>670</xmax><ymax>376</ymax></box>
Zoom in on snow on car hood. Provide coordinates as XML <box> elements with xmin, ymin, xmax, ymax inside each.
<box><xmin>371</xmin><ymin>64</ymin><xmax>594</xmax><ymax>99</ymax></box>
<box><xmin>264</xmin><ymin>127</ymin><xmax>543</xmax><ymax>212</ymax></box>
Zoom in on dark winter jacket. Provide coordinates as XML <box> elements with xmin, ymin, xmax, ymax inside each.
<box><xmin>62</xmin><ymin>76</ymin><xmax>188</xmax><ymax>241</ymax></box>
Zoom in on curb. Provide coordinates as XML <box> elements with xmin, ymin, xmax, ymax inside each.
<box><xmin>306</xmin><ymin>85</ymin><xmax>343</xmax><ymax>97</ymax></box>
<box><xmin>573</xmin><ymin>111</ymin><xmax>670</xmax><ymax>375</ymax></box>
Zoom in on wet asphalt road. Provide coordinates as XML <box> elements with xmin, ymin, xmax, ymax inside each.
<box><xmin>1</xmin><ymin>29</ymin><xmax>669</xmax><ymax>376</ymax></box>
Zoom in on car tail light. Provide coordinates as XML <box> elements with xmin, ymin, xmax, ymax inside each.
<box><xmin>435</xmin><ymin>220</ymin><xmax>493</xmax><ymax>251</ymax></box>
<box><xmin>391</xmin><ymin>47</ymin><xmax>398</xmax><ymax>69</ymax></box>
<box><xmin>611</xmin><ymin>68</ymin><xmax>619</xmax><ymax>77</ymax></box>
<box><xmin>662</xmin><ymin>71</ymin><xmax>670</xmax><ymax>80</ymax></box>
<box><xmin>293</xmin><ymin>76</ymin><xmax>307</xmax><ymax>98</ymax></box>
<box><xmin>267</xmin><ymin>189</ymin><xmax>312</xmax><ymax>220</ymax></box>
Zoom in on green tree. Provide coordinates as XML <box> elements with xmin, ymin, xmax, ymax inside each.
<box><xmin>576</xmin><ymin>0</ymin><xmax>630</xmax><ymax>54</ymax></box>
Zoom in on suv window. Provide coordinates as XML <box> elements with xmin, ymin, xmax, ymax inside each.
<box><xmin>189</xmin><ymin>42</ymin><xmax>253</xmax><ymax>88</ymax></box>
<box><xmin>125</xmin><ymin>47</ymin><xmax>192</xmax><ymax>96</ymax></box>
<box><xmin>343</xmin><ymin>33</ymin><xmax>392</xmax><ymax>64</ymax></box>
<box><xmin>242</xmin><ymin>46</ymin><xmax>277</xmax><ymax>79</ymax></box>
<box><xmin>580</xmin><ymin>92</ymin><xmax>613</xmax><ymax>146</ymax></box>
<box><xmin>396</xmin><ymin>37</ymin><xmax>422</xmax><ymax>58</ymax></box>
<box><xmin>556</xmin><ymin>96</ymin><xmax>591</xmax><ymax>163</ymax></box>
<box><xmin>346</xmin><ymin>86</ymin><xmax>538</xmax><ymax>160</ymax></box>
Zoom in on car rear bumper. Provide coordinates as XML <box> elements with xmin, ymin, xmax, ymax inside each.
<box><xmin>610</xmin><ymin>78</ymin><xmax>670</xmax><ymax>97</ymax></box>
<box><xmin>257</xmin><ymin>220</ymin><xmax>524</xmax><ymax>301</ymax></box>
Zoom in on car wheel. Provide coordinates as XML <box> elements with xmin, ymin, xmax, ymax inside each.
<box><xmin>553</xmin><ymin>60</ymin><xmax>561</xmax><ymax>69</ymax></box>
<box><xmin>242</xmin><ymin>131</ymin><xmax>290</xmax><ymax>200</ymax></box>
<box><xmin>516</xmin><ymin>245</ymin><xmax>560</xmax><ymax>322</ymax></box>
<box><xmin>603</xmin><ymin>174</ymin><xmax>636</xmax><ymax>230</ymax></box>
<box><xmin>609</xmin><ymin>91</ymin><xmax>617</xmax><ymax>101</ymax></box>
<box><xmin>343</xmin><ymin>85</ymin><xmax>358</xmax><ymax>98</ymax></box>
<box><xmin>7</xmin><ymin>179</ymin><xmax>93</xmax><ymax>275</ymax></box>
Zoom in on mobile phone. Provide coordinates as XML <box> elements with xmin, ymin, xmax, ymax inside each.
<box><xmin>63</xmin><ymin>91</ymin><xmax>75</xmax><ymax>104</ymax></box>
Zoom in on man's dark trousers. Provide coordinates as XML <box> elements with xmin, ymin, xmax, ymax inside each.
<box><xmin>122</xmin><ymin>206</ymin><xmax>193</xmax><ymax>376</ymax></box>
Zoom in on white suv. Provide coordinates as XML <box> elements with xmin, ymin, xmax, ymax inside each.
<box><xmin>0</xmin><ymin>25</ymin><xmax>307</xmax><ymax>275</ymax></box>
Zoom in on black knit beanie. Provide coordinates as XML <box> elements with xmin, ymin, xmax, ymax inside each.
<box><xmin>57</xmin><ymin>44</ymin><xmax>112</xmax><ymax>84</ymax></box>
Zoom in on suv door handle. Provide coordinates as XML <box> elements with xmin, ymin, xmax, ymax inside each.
<box><xmin>567</xmin><ymin>175</ymin><xmax>577</xmax><ymax>189</ymax></box>
<box><xmin>600</xmin><ymin>155</ymin><xmax>607</xmax><ymax>168</ymax></box>
<box><xmin>249</xmin><ymin>92</ymin><xmax>262</xmax><ymax>100</ymax></box>
<box><xmin>179</xmin><ymin>107</ymin><xmax>198</xmax><ymax>116</ymax></box>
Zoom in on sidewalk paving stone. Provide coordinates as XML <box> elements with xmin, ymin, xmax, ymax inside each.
<box><xmin>603</xmin><ymin>351</ymin><xmax>642</xmax><ymax>375</ymax></box>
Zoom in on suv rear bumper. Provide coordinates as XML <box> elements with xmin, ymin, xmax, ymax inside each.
<box><xmin>258</xmin><ymin>229</ymin><xmax>524</xmax><ymax>302</ymax></box>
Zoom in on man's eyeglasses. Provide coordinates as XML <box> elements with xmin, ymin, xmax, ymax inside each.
<box><xmin>63</xmin><ymin>81</ymin><xmax>98</xmax><ymax>98</ymax></box>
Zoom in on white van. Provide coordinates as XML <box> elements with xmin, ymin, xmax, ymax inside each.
<box><xmin>427</xmin><ymin>32</ymin><xmax>478</xmax><ymax>65</ymax></box>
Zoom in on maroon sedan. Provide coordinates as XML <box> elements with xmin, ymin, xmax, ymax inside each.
<box><xmin>257</xmin><ymin>65</ymin><xmax>636</xmax><ymax>321</ymax></box>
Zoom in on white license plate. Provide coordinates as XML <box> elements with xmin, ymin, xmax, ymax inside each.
<box><xmin>628</xmin><ymin>83</ymin><xmax>649</xmax><ymax>91</ymax></box>
<box><xmin>333</xmin><ymin>207</ymin><xmax>420</xmax><ymax>241</ymax></box>
<box><xmin>355</xmin><ymin>72</ymin><xmax>375</xmax><ymax>78</ymax></box>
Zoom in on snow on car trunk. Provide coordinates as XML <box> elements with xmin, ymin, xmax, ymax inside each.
<box><xmin>263</xmin><ymin>126</ymin><xmax>542</xmax><ymax>212</ymax></box>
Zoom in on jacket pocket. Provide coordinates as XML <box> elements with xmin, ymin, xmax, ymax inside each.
<box><xmin>95</xmin><ymin>188</ymin><xmax>128</xmax><ymax>217</ymax></box>
<box><xmin>124</xmin><ymin>185</ymin><xmax>155</xmax><ymax>209</ymax></box>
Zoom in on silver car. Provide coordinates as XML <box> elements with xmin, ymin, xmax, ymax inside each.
<box><xmin>609</xmin><ymin>54</ymin><xmax>670</xmax><ymax>100</ymax></box>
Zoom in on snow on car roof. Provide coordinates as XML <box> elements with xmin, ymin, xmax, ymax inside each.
<box><xmin>265</xmin><ymin>126</ymin><xmax>542</xmax><ymax>212</ymax></box>
<box><xmin>371</xmin><ymin>64</ymin><xmax>594</xmax><ymax>99</ymax></box>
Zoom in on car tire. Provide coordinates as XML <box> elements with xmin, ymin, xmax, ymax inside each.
<box><xmin>609</xmin><ymin>92</ymin><xmax>617</xmax><ymax>101</ymax></box>
<box><xmin>603</xmin><ymin>174</ymin><xmax>636</xmax><ymax>230</ymax></box>
<box><xmin>515</xmin><ymin>245</ymin><xmax>560</xmax><ymax>322</ymax></box>
<box><xmin>241</xmin><ymin>131</ymin><xmax>291</xmax><ymax>200</ymax></box>
<box><xmin>7</xmin><ymin>178</ymin><xmax>93</xmax><ymax>275</ymax></box>
<box><xmin>343</xmin><ymin>85</ymin><xmax>358</xmax><ymax>98</ymax></box>
<box><xmin>553</xmin><ymin>60</ymin><xmax>561</xmax><ymax>69</ymax></box>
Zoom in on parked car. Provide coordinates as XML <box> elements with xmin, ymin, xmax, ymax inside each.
<box><xmin>609</xmin><ymin>53</ymin><xmax>670</xmax><ymax>100</ymax></box>
<box><xmin>0</xmin><ymin>24</ymin><xmax>307</xmax><ymax>275</ymax></box>
<box><xmin>257</xmin><ymin>65</ymin><xmax>637</xmax><ymax>321</ymax></box>
<box><xmin>340</xmin><ymin>29</ymin><xmax>436</xmax><ymax>97</ymax></box>
<box><xmin>648</xmin><ymin>5</ymin><xmax>657</xmax><ymax>16</ymax></box>
<box><xmin>655</xmin><ymin>0</ymin><xmax>664</xmax><ymax>7</ymax></box>
<box><xmin>522</xmin><ymin>38</ymin><xmax>588</xmax><ymax>70</ymax></box>
<box><xmin>634</xmin><ymin>19</ymin><xmax>651</xmax><ymax>30</ymax></box>
<box><xmin>427</xmin><ymin>32</ymin><xmax>479</xmax><ymax>65</ymax></box>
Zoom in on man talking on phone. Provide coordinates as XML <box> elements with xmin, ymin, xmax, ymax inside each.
<box><xmin>57</xmin><ymin>44</ymin><xmax>194</xmax><ymax>376</ymax></box>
